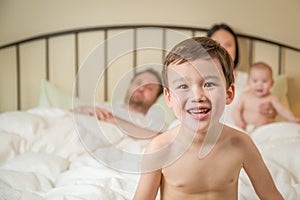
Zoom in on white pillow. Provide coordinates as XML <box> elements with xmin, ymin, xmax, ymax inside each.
<box><xmin>271</xmin><ymin>74</ymin><xmax>289</xmax><ymax>100</ymax></box>
<box><xmin>38</xmin><ymin>79</ymin><xmax>86</xmax><ymax>110</ymax></box>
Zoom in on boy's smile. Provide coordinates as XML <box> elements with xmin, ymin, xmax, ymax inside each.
<box><xmin>187</xmin><ymin>105</ymin><xmax>211</xmax><ymax>121</ymax></box>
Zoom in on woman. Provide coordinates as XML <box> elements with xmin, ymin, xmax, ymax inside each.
<box><xmin>207</xmin><ymin>23</ymin><xmax>239</xmax><ymax>70</ymax></box>
<box><xmin>207</xmin><ymin>23</ymin><xmax>276</xmax><ymax>124</ymax></box>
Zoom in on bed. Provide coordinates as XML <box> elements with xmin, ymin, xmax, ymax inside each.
<box><xmin>0</xmin><ymin>25</ymin><xmax>300</xmax><ymax>199</ymax></box>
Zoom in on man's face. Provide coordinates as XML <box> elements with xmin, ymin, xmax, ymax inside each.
<box><xmin>126</xmin><ymin>72</ymin><xmax>161</xmax><ymax>108</ymax></box>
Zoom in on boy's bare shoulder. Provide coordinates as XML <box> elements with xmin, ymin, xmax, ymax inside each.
<box><xmin>146</xmin><ymin>126</ymin><xmax>178</xmax><ymax>153</ymax></box>
<box><xmin>222</xmin><ymin>124</ymin><xmax>253</xmax><ymax>147</ymax></box>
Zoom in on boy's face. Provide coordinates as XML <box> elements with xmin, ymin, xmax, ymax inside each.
<box><xmin>248</xmin><ymin>68</ymin><xmax>273</xmax><ymax>97</ymax></box>
<box><xmin>164</xmin><ymin>58</ymin><xmax>234</xmax><ymax>132</ymax></box>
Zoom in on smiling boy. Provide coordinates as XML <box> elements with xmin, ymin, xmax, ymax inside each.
<box><xmin>133</xmin><ymin>37</ymin><xmax>283</xmax><ymax>200</ymax></box>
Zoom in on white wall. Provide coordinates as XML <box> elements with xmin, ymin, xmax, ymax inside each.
<box><xmin>1</xmin><ymin>0</ymin><xmax>300</xmax><ymax>49</ymax></box>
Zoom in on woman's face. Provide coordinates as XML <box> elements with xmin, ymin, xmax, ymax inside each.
<box><xmin>210</xmin><ymin>29</ymin><xmax>236</xmax><ymax>62</ymax></box>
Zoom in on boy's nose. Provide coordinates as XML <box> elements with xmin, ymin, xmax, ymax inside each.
<box><xmin>192</xmin><ymin>87</ymin><xmax>206</xmax><ymax>102</ymax></box>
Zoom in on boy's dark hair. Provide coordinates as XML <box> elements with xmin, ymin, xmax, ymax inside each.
<box><xmin>162</xmin><ymin>37</ymin><xmax>234</xmax><ymax>89</ymax></box>
<box><xmin>132</xmin><ymin>68</ymin><xmax>163</xmax><ymax>98</ymax></box>
<box><xmin>207</xmin><ymin>23</ymin><xmax>239</xmax><ymax>69</ymax></box>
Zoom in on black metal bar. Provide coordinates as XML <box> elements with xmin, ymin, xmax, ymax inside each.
<box><xmin>237</xmin><ymin>33</ymin><xmax>300</xmax><ymax>52</ymax></box>
<box><xmin>1</xmin><ymin>25</ymin><xmax>299</xmax><ymax>52</ymax></box>
<box><xmin>248</xmin><ymin>39</ymin><xmax>253</xmax><ymax>68</ymax></box>
<box><xmin>75</xmin><ymin>32</ymin><xmax>79</xmax><ymax>97</ymax></box>
<box><xmin>45</xmin><ymin>37</ymin><xmax>49</xmax><ymax>80</ymax></box>
<box><xmin>104</xmin><ymin>29</ymin><xmax>108</xmax><ymax>101</ymax></box>
<box><xmin>16</xmin><ymin>45</ymin><xmax>21</xmax><ymax>110</ymax></box>
<box><xmin>1</xmin><ymin>24</ymin><xmax>300</xmax><ymax>112</ymax></box>
<box><xmin>192</xmin><ymin>30</ymin><xmax>196</xmax><ymax>37</ymax></box>
<box><xmin>133</xmin><ymin>28</ymin><xmax>137</xmax><ymax>74</ymax></box>
<box><xmin>162</xmin><ymin>28</ymin><xmax>166</xmax><ymax>62</ymax></box>
<box><xmin>278</xmin><ymin>46</ymin><xmax>282</xmax><ymax>75</ymax></box>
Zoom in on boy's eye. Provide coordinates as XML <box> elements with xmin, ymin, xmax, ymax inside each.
<box><xmin>204</xmin><ymin>82</ymin><xmax>215</xmax><ymax>87</ymax></box>
<box><xmin>177</xmin><ymin>84</ymin><xmax>188</xmax><ymax>89</ymax></box>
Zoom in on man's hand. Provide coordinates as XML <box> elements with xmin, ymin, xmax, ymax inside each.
<box><xmin>259</xmin><ymin>102</ymin><xmax>277</xmax><ymax>118</ymax></box>
<box><xmin>72</xmin><ymin>106</ymin><xmax>113</xmax><ymax>121</ymax></box>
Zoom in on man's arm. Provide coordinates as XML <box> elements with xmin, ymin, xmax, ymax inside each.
<box><xmin>106</xmin><ymin>116</ymin><xmax>161</xmax><ymax>139</ymax></box>
<box><xmin>72</xmin><ymin>106</ymin><xmax>113</xmax><ymax>120</ymax></box>
<box><xmin>242</xmin><ymin>135</ymin><xmax>284</xmax><ymax>199</ymax></box>
<box><xmin>72</xmin><ymin>106</ymin><xmax>161</xmax><ymax>139</ymax></box>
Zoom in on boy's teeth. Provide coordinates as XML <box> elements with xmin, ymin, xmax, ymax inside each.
<box><xmin>190</xmin><ymin>109</ymin><xmax>208</xmax><ymax>114</ymax></box>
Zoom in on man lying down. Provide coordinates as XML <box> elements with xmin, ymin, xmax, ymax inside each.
<box><xmin>72</xmin><ymin>68</ymin><xmax>168</xmax><ymax>140</ymax></box>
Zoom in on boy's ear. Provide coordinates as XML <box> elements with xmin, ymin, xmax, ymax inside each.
<box><xmin>163</xmin><ymin>88</ymin><xmax>173</xmax><ymax>107</ymax></box>
<box><xmin>226</xmin><ymin>84</ymin><xmax>235</xmax><ymax>105</ymax></box>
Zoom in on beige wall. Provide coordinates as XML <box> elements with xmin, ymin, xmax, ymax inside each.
<box><xmin>1</xmin><ymin>0</ymin><xmax>300</xmax><ymax>49</ymax></box>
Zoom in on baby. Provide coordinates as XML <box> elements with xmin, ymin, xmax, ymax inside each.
<box><xmin>233</xmin><ymin>62</ymin><xmax>300</xmax><ymax>132</ymax></box>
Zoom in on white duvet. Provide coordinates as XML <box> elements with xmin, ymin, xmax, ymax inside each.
<box><xmin>0</xmin><ymin>107</ymin><xmax>299</xmax><ymax>199</ymax></box>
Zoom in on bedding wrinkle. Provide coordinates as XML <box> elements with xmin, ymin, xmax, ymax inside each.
<box><xmin>0</xmin><ymin>107</ymin><xmax>299</xmax><ymax>199</ymax></box>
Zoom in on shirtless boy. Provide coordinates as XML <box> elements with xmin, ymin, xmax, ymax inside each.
<box><xmin>133</xmin><ymin>37</ymin><xmax>283</xmax><ymax>200</ymax></box>
<box><xmin>233</xmin><ymin>62</ymin><xmax>300</xmax><ymax>131</ymax></box>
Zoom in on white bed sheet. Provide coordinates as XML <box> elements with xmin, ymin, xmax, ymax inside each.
<box><xmin>0</xmin><ymin>107</ymin><xmax>299</xmax><ymax>199</ymax></box>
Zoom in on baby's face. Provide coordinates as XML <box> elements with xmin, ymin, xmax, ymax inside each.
<box><xmin>248</xmin><ymin>68</ymin><xmax>273</xmax><ymax>97</ymax></box>
<box><xmin>164</xmin><ymin>58</ymin><xmax>232</xmax><ymax>132</ymax></box>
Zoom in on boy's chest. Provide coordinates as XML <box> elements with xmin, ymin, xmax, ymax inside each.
<box><xmin>162</xmin><ymin>145</ymin><xmax>242</xmax><ymax>192</ymax></box>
